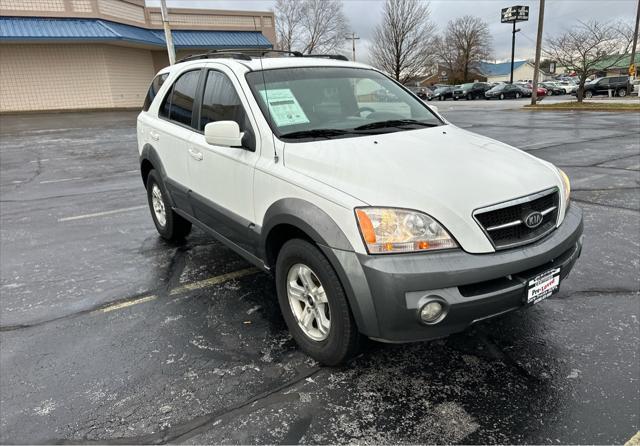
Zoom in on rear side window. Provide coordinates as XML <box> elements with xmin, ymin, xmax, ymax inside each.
<box><xmin>159</xmin><ymin>70</ymin><xmax>201</xmax><ymax>127</ymax></box>
<box><xmin>142</xmin><ymin>73</ymin><xmax>168</xmax><ymax>111</ymax></box>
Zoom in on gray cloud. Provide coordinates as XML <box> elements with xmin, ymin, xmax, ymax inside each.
<box><xmin>147</xmin><ymin>0</ymin><xmax>636</xmax><ymax>63</ymax></box>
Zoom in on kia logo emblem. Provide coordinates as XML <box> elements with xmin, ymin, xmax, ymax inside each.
<box><xmin>524</xmin><ymin>211</ymin><xmax>544</xmax><ymax>228</ymax></box>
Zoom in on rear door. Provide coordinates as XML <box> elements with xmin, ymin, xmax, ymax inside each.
<box><xmin>186</xmin><ymin>66</ymin><xmax>260</xmax><ymax>253</ymax></box>
<box><xmin>152</xmin><ymin>68</ymin><xmax>202</xmax><ymax>211</ymax></box>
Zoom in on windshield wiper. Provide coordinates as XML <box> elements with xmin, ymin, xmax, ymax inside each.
<box><xmin>354</xmin><ymin>119</ymin><xmax>437</xmax><ymax>131</ymax></box>
<box><xmin>280</xmin><ymin>128</ymin><xmax>352</xmax><ymax>139</ymax></box>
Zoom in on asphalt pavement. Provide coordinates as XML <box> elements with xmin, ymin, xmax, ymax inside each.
<box><xmin>1</xmin><ymin>99</ymin><xmax>638</xmax><ymax>444</ymax></box>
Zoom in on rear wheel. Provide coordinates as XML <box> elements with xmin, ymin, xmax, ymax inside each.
<box><xmin>584</xmin><ymin>90</ymin><xmax>593</xmax><ymax>99</ymax></box>
<box><xmin>499</xmin><ymin>93</ymin><xmax>505</xmax><ymax>100</ymax></box>
<box><xmin>275</xmin><ymin>239</ymin><xmax>360</xmax><ymax>365</ymax></box>
<box><xmin>515</xmin><ymin>92</ymin><xmax>521</xmax><ymax>99</ymax></box>
<box><xmin>146</xmin><ymin>170</ymin><xmax>191</xmax><ymax>241</ymax></box>
<box><xmin>618</xmin><ymin>88</ymin><xmax>627</xmax><ymax>97</ymax></box>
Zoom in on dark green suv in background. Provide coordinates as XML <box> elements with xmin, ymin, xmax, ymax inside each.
<box><xmin>453</xmin><ymin>82</ymin><xmax>491</xmax><ymax>100</ymax></box>
<box><xmin>578</xmin><ymin>76</ymin><xmax>630</xmax><ymax>98</ymax></box>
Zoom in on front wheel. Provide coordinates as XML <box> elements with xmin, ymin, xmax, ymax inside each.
<box><xmin>618</xmin><ymin>88</ymin><xmax>627</xmax><ymax>97</ymax></box>
<box><xmin>499</xmin><ymin>93</ymin><xmax>505</xmax><ymax>100</ymax></box>
<box><xmin>146</xmin><ymin>170</ymin><xmax>191</xmax><ymax>241</ymax></box>
<box><xmin>515</xmin><ymin>92</ymin><xmax>521</xmax><ymax>99</ymax></box>
<box><xmin>275</xmin><ymin>239</ymin><xmax>360</xmax><ymax>365</ymax></box>
<box><xmin>584</xmin><ymin>90</ymin><xmax>593</xmax><ymax>99</ymax></box>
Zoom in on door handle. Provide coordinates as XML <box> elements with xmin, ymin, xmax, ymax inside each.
<box><xmin>149</xmin><ymin>131</ymin><xmax>159</xmax><ymax>141</ymax></box>
<box><xmin>189</xmin><ymin>147</ymin><xmax>203</xmax><ymax>161</ymax></box>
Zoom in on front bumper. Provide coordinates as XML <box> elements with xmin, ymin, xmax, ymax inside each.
<box><xmin>330</xmin><ymin>205</ymin><xmax>583</xmax><ymax>343</ymax></box>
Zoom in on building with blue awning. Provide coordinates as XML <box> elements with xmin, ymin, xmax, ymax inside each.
<box><xmin>0</xmin><ymin>0</ymin><xmax>274</xmax><ymax>112</ymax></box>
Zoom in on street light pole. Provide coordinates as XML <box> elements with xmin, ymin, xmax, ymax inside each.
<box><xmin>627</xmin><ymin>0</ymin><xmax>639</xmax><ymax>95</ymax></box>
<box><xmin>345</xmin><ymin>32</ymin><xmax>360</xmax><ymax>61</ymax></box>
<box><xmin>531</xmin><ymin>0</ymin><xmax>546</xmax><ymax>105</ymax></box>
<box><xmin>510</xmin><ymin>21</ymin><xmax>516</xmax><ymax>84</ymax></box>
<box><xmin>160</xmin><ymin>0</ymin><xmax>176</xmax><ymax>65</ymax></box>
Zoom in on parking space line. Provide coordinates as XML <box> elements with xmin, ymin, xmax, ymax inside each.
<box><xmin>40</xmin><ymin>177</ymin><xmax>83</xmax><ymax>184</ymax></box>
<box><xmin>169</xmin><ymin>267</ymin><xmax>260</xmax><ymax>296</ymax></box>
<box><xmin>98</xmin><ymin>294</ymin><xmax>157</xmax><ymax>313</ymax></box>
<box><xmin>58</xmin><ymin>205</ymin><xmax>147</xmax><ymax>222</ymax></box>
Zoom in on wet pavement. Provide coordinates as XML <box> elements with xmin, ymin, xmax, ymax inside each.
<box><xmin>1</xmin><ymin>102</ymin><xmax>638</xmax><ymax>444</ymax></box>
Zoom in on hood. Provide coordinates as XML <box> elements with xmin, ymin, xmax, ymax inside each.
<box><xmin>283</xmin><ymin>125</ymin><xmax>561</xmax><ymax>253</ymax></box>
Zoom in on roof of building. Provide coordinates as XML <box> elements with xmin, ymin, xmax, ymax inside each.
<box><xmin>0</xmin><ymin>17</ymin><xmax>272</xmax><ymax>49</ymax></box>
<box><xmin>477</xmin><ymin>60</ymin><xmax>529</xmax><ymax>76</ymax></box>
<box><xmin>591</xmin><ymin>53</ymin><xmax>640</xmax><ymax>70</ymax></box>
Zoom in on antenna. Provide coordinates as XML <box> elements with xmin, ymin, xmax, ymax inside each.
<box><xmin>253</xmin><ymin>17</ymin><xmax>279</xmax><ymax>164</ymax></box>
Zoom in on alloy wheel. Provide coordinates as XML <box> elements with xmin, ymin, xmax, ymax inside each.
<box><xmin>286</xmin><ymin>263</ymin><xmax>331</xmax><ymax>341</ymax></box>
<box><xmin>151</xmin><ymin>184</ymin><xmax>166</xmax><ymax>228</ymax></box>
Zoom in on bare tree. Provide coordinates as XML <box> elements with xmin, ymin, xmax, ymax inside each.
<box><xmin>545</xmin><ymin>20</ymin><xmax>633</xmax><ymax>102</ymax></box>
<box><xmin>370</xmin><ymin>0</ymin><xmax>437</xmax><ymax>84</ymax></box>
<box><xmin>274</xmin><ymin>0</ymin><xmax>303</xmax><ymax>51</ymax></box>
<box><xmin>274</xmin><ymin>0</ymin><xmax>348</xmax><ymax>54</ymax></box>
<box><xmin>435</xmin><ymin>16</ymin><xmax>492</xmax><ymax>83</ymax></box>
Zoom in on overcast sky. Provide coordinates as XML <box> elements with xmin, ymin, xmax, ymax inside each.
<box><xmin>146</xmin><ymin>0</ymin><xmax>636</xmax><ymax>63</ymax></box>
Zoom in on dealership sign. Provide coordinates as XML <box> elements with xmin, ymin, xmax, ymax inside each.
<box><xmin>501</xmin><ymin>5</ymin><xmax>529</xmax><ymax>23</ymax></box>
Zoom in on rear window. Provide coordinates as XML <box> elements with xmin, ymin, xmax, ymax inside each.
<box><xmin>142</xmin><ymin>73</ymin><xmax>168</xmax><ymax>111</ymax></box>
<box><xmin>159</xmin><ymin>69</ymin><xmax>201</xmax><ymax>127</ymax></box>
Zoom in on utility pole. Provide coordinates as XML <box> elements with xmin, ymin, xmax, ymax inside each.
<box><xmin>531</xmin><ymin>0</ymin><xmax>546</xmax><ymax>105</ymax></box>
<box><xmin>160</xmin><ymin>0</ymin><xmax>176</xmax><ymax>65</ymax></box>
<box><xmin>627</xmin><ymin>0</ymin><xmax>639</xmax><ymax>95</ymax></box>
<box><xmin>345</xmin><ymin>32</ymin><xmax>360</xmax><ymax>61</ymax></box>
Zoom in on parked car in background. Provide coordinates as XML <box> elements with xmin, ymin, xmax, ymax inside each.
<box><xmin>540</xmin><ymin>82</ymin><xmax>565</xmax><ymax>96</ymax></box>
<box><xmin>573</xmin><ymin>76</ymin><xmax>631</xmax><ymax>98</ymax></box>
<box><xmin>408</xmin><ymin>86</ymin><xmax>433</xmax><ymax>101</ymax></box>
<box><xmin>453</xmin><ymin>82</ymin><xmax>491</xmax><ymax>100</ymax></box>
<box><xmin>556</xmin><ymin>81</ymin><xmax>577</xmax><ymax>94</ymax></box>
<box><xmin>632</xmin><ymin>79</ymin><xmax>640</xmax><ymax>96</ymax></box>
<box><xmin>485</xmin><ymin>83</ymin><xmax>524</xmax><ymax>99</ymax></box>
<box><xmin>433</xmin><ymin>86</ymin><xmax>454</xmax><ymax>101</ymax></box>
<box><xmin>514</xmin><ymin>82</ymin><xmax>532</xmax><ymax>97</ymax></box>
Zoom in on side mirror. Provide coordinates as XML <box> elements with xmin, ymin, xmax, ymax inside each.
<box><xmin>204</xmin><ymin>121</ymin><xmax>243</xmax><ymax>147</ymax></box>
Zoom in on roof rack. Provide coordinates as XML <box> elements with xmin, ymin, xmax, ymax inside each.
<box><xmin>178</xmin><ymin>49</ymin><xmax>303</xmax><ymax>63</ymax></box>
<box><xmin>177</xmin><ymin>49</ymin><xmax>349</xmax><ymax>64</ymax></box>
<box><xmin>302</xmin><ymin>54</ymin><xmax>349</xmax><ymax>61</ymax></box>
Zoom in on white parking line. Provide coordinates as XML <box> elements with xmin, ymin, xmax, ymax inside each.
<box><xmin>58</xmin><ymin>205</ymin><xmax>147</xmax><ymax>222</ymax></box>
<box><xmin>169</xmin><ymin>267</ymin><xmax>260</xmax><ymax>295</ymax></box>
<box><xmin>40</xmin><ymin>177</ymin><xmax>83</xmax><ymax>184</ymax></box>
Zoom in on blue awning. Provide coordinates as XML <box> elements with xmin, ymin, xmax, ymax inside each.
<box><xmin>477</xmin><ymin>61</ymin><xmax>528</xmax><ymax>76</ymax></box>
<box><xmin>0</xmin><ymin>17</ymin><xmax>272</xmax><ymax>49</ymax></box>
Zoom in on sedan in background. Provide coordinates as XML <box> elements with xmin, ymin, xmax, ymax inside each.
<box><xmin>485</xmin><ymin>83</ymin><xmax>525</xmax><ymax>100</ymax></box>
<box><xmin>433</xmin><ymin>86</ymin><xmax>455</xmax><ymax>101</ymax></box>
<box><xmin>540</xmin><ymin>82</ymin><xmax>565</xmax><ymax>96</ymax></box>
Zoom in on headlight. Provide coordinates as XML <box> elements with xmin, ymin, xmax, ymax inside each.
<box><xmin>355</xmin><ymin>207</ymin><xmax>457</xmax><ymax>254</ymax></box>
<box><xmin>558</xmin><ymin>168</ymin><xmax>571</xmax><ymax>207</ymax></box>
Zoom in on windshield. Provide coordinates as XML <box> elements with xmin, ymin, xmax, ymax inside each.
<box><xmin>245</xmin><ymin>67</ymin><xmax>442</xmax><ymax>141</ymax></box>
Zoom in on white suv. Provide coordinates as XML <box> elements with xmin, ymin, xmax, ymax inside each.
<box><xmin>137</xmin><ymin>51</ymin><xmax>583</xmax><ymax>365</ymax></box>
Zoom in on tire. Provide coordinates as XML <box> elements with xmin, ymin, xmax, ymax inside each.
<box><xmin>453</xmin><ymin>97</ymin><xmax>458</xmax><ymax>101</ymax></box>
<box><xmin>618</xmin><ymin>88</ymin><xmax>627</xmax><ymax>97</ymax></box>
<box><xmin>146</xmin><ymin>170</ymin><xmax>191</xmax><ymax>241</ymax></box>
<box><xmin>466</xmin><ymin>94</ymin><xmax>472</xmax><ymax>100</ymax></box>
<box><xmin>515</xmin><ymin>92</ymin><xmax>521</xmax><ymax>99</ymax></box>
<box><xmin>547</xmin><ymin>90</ymin><xmax>553</xmax><ymax>96</ymax></box>
<box><xmin>584</xmin><ymin>90</ymin><xmax>593</xmax><ymax>99</ymax></box>
<box><xmin>499</xmin><ymin>93</ymin><xmax>505</xmax><ymax>100</ymax></box>
<box><xmin>275</xmin><ymin>239</ymin><xmax>360</xmax><ymax>365</ymax></box>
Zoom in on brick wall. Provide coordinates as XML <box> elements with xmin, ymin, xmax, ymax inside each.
<box><xmin>0</xmin><ymin>44</ymin><xmax>155</xmax><ymax>112</ymax></box>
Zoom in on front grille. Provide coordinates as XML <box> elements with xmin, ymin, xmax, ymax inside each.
<box><xmin>474</xmin><ymin>189</ymin><xmax>559</xmax><ymax>250</ymax></box>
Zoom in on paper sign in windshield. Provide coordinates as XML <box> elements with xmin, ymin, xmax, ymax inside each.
<box><xmin>260</xmin><ymin>89</ymin><xmax>310</xmax><ymax>127</ymax></box>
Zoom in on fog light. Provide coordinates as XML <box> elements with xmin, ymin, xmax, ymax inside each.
<box><xmin>419</xmin><ymin>300</ymin><xmax>445</xmax><ymax>324</ymax></box>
